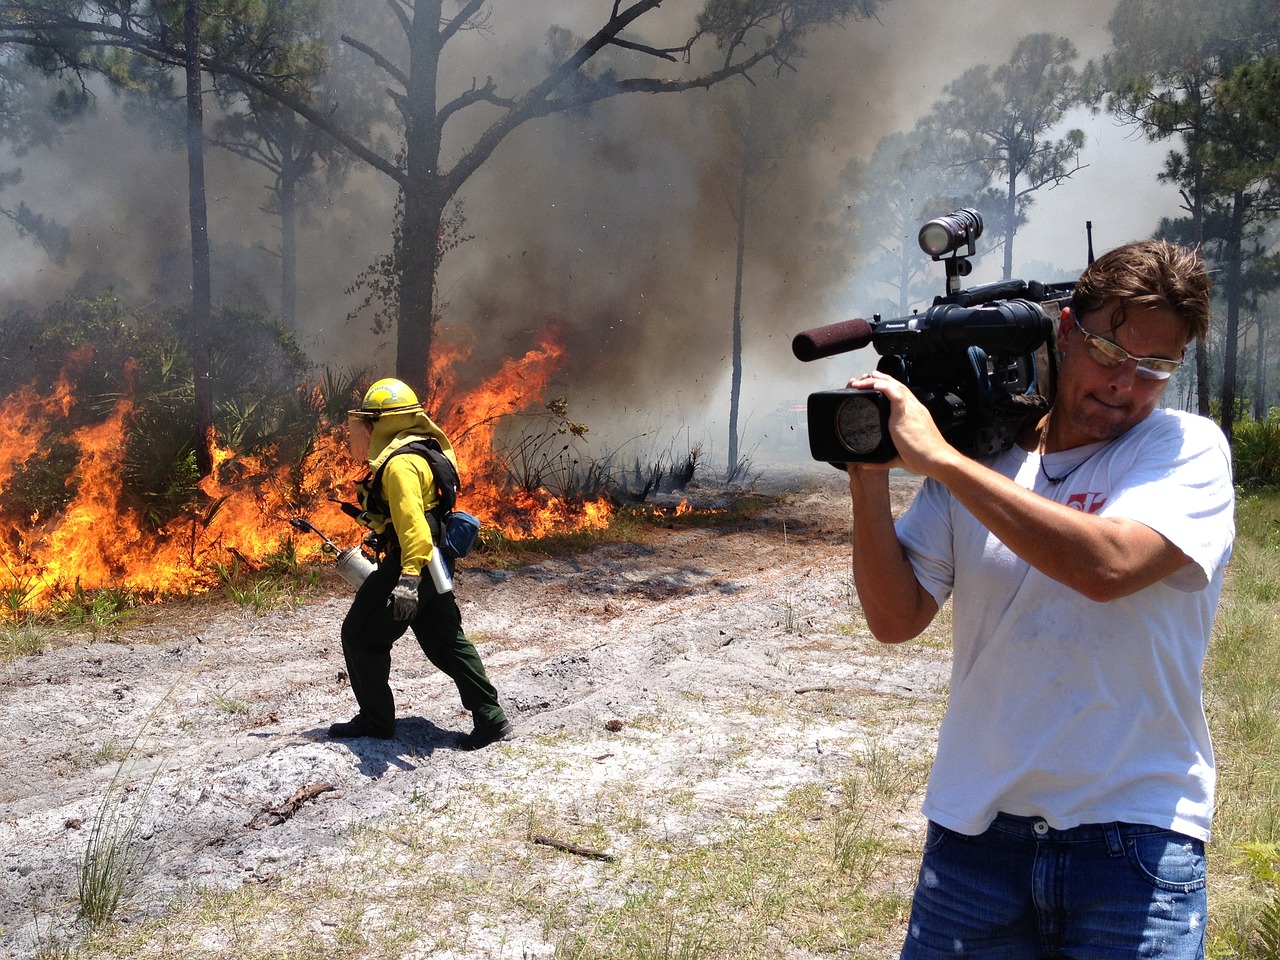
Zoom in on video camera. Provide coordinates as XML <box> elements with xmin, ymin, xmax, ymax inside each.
<box><xmin>793</xmin><ymin>209</ymin><xmax>1074</xmax><ymax>466</ymax></box>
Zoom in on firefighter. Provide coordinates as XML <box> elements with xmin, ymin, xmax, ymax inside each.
<box><xmin>329</xmin><ymin>377</ymin><xmax>513</xmax><ymax>749</ymax></box>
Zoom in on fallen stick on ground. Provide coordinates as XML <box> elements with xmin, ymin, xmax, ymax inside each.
<box><xmin>532</xmin><ymin>833</ymin><xmax>616</xmax><ymax>862</ymax></box>
<box><xmin>249</xmin><ymin>782</ymin><xmax>336</xmax><ymax>830</ymax></box>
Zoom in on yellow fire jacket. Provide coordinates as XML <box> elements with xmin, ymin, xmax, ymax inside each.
<box><xmin>373</xmin><ymin>452</ymin><xmax>440</xmax><ymax>578</ymax></box>
<box><xmin>356</xmin><ymin>411</ymin><xmax>458</xmax><ymax>579</ymax></box>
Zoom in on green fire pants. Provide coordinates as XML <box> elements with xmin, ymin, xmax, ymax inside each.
<box><xmin>339</xmin><ymin>557</ymin><xmax>506</xmax><ymax>737</ymax></box>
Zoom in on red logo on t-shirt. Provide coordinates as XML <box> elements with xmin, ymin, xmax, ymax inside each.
<box><xmin>1067</xmin><ymin>492</ymin><xmax>1107</xmax><ymax>514</ymax></box>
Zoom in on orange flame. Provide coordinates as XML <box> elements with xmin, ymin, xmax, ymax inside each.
<box><xmin>0</xmin><ymin>329</ymin><xmax>612</xmax><ymax>614</ymax></box>
<box><xmin>437</xmin><ymin>334</ymin><xmax>610</xmax><ymax>540</ymax></box>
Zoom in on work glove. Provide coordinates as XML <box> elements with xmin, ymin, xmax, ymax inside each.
<box><xmin>390</xmin><ymin>574</ymin><xmax>421</xmax><ymax>621</ymax></box>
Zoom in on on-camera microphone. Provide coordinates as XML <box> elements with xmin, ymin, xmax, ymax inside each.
<box><xmin>792</xmin><ymin>317</ymin><xmax>875</xmax><ymax>362</ymax></box>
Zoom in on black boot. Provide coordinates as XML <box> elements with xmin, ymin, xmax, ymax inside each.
<box><xmin>460</xmin><ymin>718</ymin><xmax>514</xmax><ymax>750</ymax></box>
<box><xmin>328</xmin><ymin>715</ymin><xmax>395</xmax><ymax>740</ymax></box>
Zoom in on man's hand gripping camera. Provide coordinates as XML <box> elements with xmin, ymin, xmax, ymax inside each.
<box><xmin>793</xmin><ymin>209</ymin><xmax>1074</xmax><ymax>467</ymax></box>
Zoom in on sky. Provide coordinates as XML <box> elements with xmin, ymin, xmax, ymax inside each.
<box><xmin>0</xmin><ymin>0</ymin><xmax>1194</xmax><ymax>472</ymax></box>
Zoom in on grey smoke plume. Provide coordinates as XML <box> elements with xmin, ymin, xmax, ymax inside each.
<box><xmin>0</xmin><ymin>0</ymin><xmax>1188</xmax><ymax>469</ymax></box>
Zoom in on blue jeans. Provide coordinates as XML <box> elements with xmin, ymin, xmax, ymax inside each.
<box><xmin>901</xmin><ymin>814</ymin><xmax>1207</xmax><ymax>959</ymax></box>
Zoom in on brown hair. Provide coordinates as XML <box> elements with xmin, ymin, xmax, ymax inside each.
<box><xmin>1070</xmin><ymin>240</ymin><xmax>1212</xmax><ymax>343</ymax></box>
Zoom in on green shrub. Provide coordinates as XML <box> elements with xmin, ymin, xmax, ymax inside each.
<box><xmin>1232</xmin><ymin>416</ymin><xmax>1280</xmax><ymax>488</ymax></box>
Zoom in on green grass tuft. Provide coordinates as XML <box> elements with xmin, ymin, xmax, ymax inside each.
<box><xmin>1206</xmin><ymin>488</ymin><xmax>1280</xmax><ymax>957</ymax></box>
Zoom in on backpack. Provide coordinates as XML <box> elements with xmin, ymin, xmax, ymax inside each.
<box><xmin>369</xmin><ymin>439</ymin><xmax>479</xmax><ymax>559</ymax></box>
<box><xmin>371</xmin><ymin>438</ymin><xmax>458</xmax><ymax>515</ymax></box>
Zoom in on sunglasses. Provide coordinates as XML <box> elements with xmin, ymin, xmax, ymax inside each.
<box><xmin>1075</xmin><ymin>326</ymin><xmax>1183</xmax><ymax>381</ymax></box>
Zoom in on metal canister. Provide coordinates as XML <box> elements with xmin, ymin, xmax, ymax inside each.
<box><xmin>333</xmin><ymin>546</ymin><xmax>376</xmax><ymax>588</ymax></box>
<box><xmin>426</xmin><ymin>548</ymin><xmax>454</xmax><ymax>595</ymax></box>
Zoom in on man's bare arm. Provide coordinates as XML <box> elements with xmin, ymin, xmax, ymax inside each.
<box><xmin>856</xmin><ymin>371</ymin><xmax>1190</xmax><ymax>601</ymax></box>
<box><xmin>847</xmin><ymin>467</ymin><xmax>939</xmax><ymax>643</ymax></box>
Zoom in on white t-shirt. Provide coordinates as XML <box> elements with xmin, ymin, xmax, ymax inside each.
<box><xmin>896</xmin><ymin>408</ymin><xmax>1235</xmax><ymax>841</ymax></box>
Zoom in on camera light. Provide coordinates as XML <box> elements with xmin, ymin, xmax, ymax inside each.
<box><xmin>918</xmin><ymin>208</ymin><xmax>983</xmax><ymax>259</ymax></box>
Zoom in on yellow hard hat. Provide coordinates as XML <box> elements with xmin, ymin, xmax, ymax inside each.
<box><xmin>349</xmin><ymin>378</ymin><xmax>423</xmax><ymax>420</ymax></box>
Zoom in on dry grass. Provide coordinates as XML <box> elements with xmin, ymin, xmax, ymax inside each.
<box><xmin>21</xmin><ymin>481</ymin><xmax>1280</xmax><ymax>960</ymax></box>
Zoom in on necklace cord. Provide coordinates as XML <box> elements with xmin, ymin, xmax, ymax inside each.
<box><xmin>1038</xmin><ymin>420</ymin><xmax>1107</xmax><ymax>484</ymax></box>
<box><xmin>1037</xmin><ymin>416</ymin><xmax>1087</xmax><ymax>484</ymax></box>
<box><xmin>1040</xmin><ymin>453</ymin><xmax>1089</xmax><ymax>485</ymax></box>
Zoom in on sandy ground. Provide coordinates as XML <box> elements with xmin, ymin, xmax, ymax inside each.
<box><xmin>0</xmin><ymin>471</ymin><xmax>947</xmax><ymax>958</ymax></box>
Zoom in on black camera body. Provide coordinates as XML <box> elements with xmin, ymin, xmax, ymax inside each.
<box><xmin>794</xmin><ymin>210</ymin><xmax>1073</xmax><ymax>467</ymax></box>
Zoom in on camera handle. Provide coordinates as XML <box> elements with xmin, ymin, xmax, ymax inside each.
<box><xmin>943</xmin><ymin>253</ymin><xmax>973</xmax><ymax>298</ymax></box>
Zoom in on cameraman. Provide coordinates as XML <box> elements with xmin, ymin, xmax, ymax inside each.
<box><xmin>846</xmin><ymin>240</ymin><xmax>1234</xmax><ymax>959</ymax></box>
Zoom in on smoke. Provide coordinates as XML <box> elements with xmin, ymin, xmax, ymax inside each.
<box><xmin>0</xmin><ymin>93</ymin><xmax>392</xmax><ymax>352</ymax></box>
<box><xmin>0</xmin><ymin>0</ymin><xmax>1194</xmax><ymax>472</ymax></box>
<box><xmin>435</xmin><ymin>0</ymin><xmax>1144</xmax><ymax>467</ymax></box>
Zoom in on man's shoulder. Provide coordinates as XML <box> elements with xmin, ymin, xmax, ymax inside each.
<box><xmin>1134</xmin><ymin>407</ymin><xmax>1226</xmax><ymax>445</ymax></box>
<box><xmin>1122</xmin><ymin>409</ymin><xmax>1232</xmax><ymax>479</ymax></box>
<box><xmin>383</xmin><ymin>439</ymin><xmax>462</xmax><ymax>498</ymax></box>
<box><xmin>1140</xmin><ymin>407</ymin><xmax>1196</xmax><ymax>429</ymax></box>
<box><xmin>382</xmin><ymin>437</ymin><xmax>450</xmax><ymax>467</ymax></box>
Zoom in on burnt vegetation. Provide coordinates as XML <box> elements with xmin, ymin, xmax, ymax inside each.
<box><xmin>0</xmin><ymin>294</ymin><xmax>314</xmax><ymax>529</ymax></box>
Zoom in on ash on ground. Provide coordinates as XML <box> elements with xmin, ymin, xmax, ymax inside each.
<box><xmin>0</xmin><ymin>472</ymin><xmax>944</xmax><ymax>958</ymax></box>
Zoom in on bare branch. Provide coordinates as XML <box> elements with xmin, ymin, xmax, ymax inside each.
<box><xmin>441</xmin><ymin>0</ymin><xmax>783</xmax><ymax>194</ymax></box>
<box><xmin>383</xmin><ymin>0</ymin><xmax>412</xmax><ymax>36</ymax></box>
<box><xmin>525</xmin><ymin>0</ymin><xmax>665</xmax><ymax>105</ymax></box>
<box><xmin>208</xmin><ymin>135</ymin><xmax>277</xmax><ymax>169</ymax></box>
<box><xmin>440</xmin><ymin>0</ymin><xmax>486</xmax><ymax>45</ymax></box>
<box><xmin>607</xmin><ymin>36</ymin><xmax>680</xmax><ymax>63</ymax></box>
<box><xmin>438</xmin><ymin>76</ymin><xmax>515</xmax><ymax>127</ymax></box>
<box><xmin>532</xmin><ymin>833</ymin><xmax>616</xmax><ymax>862</ymax></box>
<box><xmin>340</xmin><ymin>32</ymin><xmax>407</xmax><ymax>89</ymax></box>
<box><xmin>203</xmin><ymin>54</ymin><xmax>406</xmax><ymax>188</ymax></box>
<box><xmin>386</xmin><ymin>85</ymin><xmax>410</xmax><ymax>123</ymax></box>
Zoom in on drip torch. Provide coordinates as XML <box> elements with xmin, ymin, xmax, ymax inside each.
<box><xmin>288</xmin><ymin>517</ymin><xmax>376</xmax><ymax>588</ymax></box>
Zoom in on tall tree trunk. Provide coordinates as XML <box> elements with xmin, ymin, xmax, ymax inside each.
<box><xmin>1193</xmin><ymin>332</ymin><xmax>1211</xmax><ymax>417</ymax></box>
<box><xmin>1258</xmin><ymin>317</ymin><xmax>1269</xmax><ymax>421</ymax></box>
<box><xmin>397</xmin><ymin>190</ymin><xmax>444</xmax><ymax>397</ymax></box>
<box><xmin>279</xmin><ymin>155</ymin><xmax>298</xmax><ymax>329</ymax></box>
<box><xmin>1188</xmin><ymin>170</ymin><xmax>1212</xmax><ymax>418</ymax></box>
<box><xmin>185</xmin><ymin>0</ymin><xmax>215</xmax><ymax>476</ymax></box>
<box><xmin>1002</xmin><ymin>170</ymin><xmax>1016</xmax><ymax>280</ymax></box>
<box><xmin>1252</xmin><ymin>316</ymin><xmax>1264</xmax><ymax>422</ymax></box>
<box><xmin>728</xmin><ymin>158</ymin><xmax>749</xmax><ymax>476</ymax></box>
<box><xmin>1219</xmin><ymin>190</ymin><xmax>1246</xmax><ymax>443</ymax></box>
<box><xmin>395</xmin><ymin>0</ymin><xmax>445</xmax><ymax>395</ymax></box>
